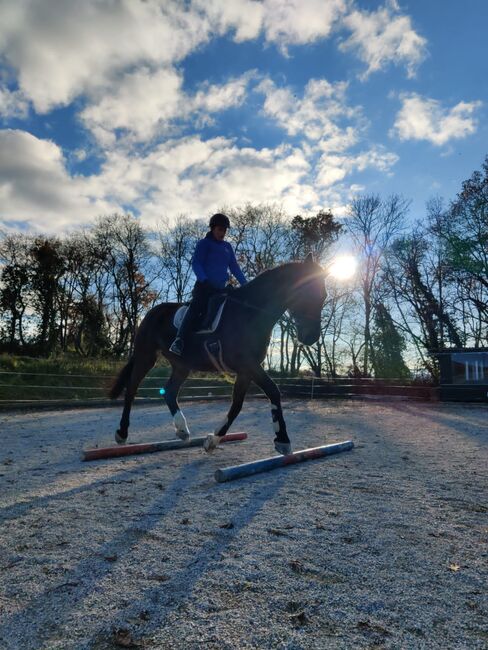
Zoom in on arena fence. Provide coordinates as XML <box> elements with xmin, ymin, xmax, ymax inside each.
<box><xmin>0</xmin><ymin>368</ymin><xmax>437</xmax><ymax>411</ymax></box>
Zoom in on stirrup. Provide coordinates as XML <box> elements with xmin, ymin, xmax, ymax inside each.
<box><xmin>169</xmin><ymin>338</ymin><xmax>184</xmax><ymax>355</ymax></box>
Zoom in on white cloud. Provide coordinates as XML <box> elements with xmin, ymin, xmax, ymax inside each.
<box><xmin>262</xmin><ymin>0</ymin><xmax>347</xmax><ymax>51</ymax></box>
<box><xmin>192</xmin><ymin>73</ymin><xmax>253</xmax><ymax>114</ymax></box>
<box><xmin>256</xmin><ymin>75</ymin><xmax>398</xmax><ymax>188</ymax></box>
<box><xmin>0</xmin><ymin>125</ymin><xmax>400</xmax><ymax>233</ymax></box>
<box><xmin>341</xmin><ymin>0</ymin><xmax>427</xmax><ymax>79</ymax></box>
<box><xmin>0</xmin><ymin>0</ymin><xmax>426</xmax><ymax>126</ymax></box>
<box><xmin>193</xmin><ymin>0</ymin><xmax>264</xmax><ymax>42</ymax></box>
<box><xmin>0</xmin><ymin>86</ymin><xmax>28</xmax><ymax>119</ymax></box>
<box><xmin>81</xmin><ymin>69</ymin><xmax>254</xmax><ymax>144</ymax></box>
<box><xmin>80</xmin><ymin>67</ymin><xmax>184</xmax><ymax>143</ymax></box>
<box><xmin>95</xmin><ymin>136</ymin><xmax>315</xmax><ymax>225</ymax></box>
<box><xmin>0</xmin><ymin>129</ymin><xmax>114</xmax><ymax>230</ymax></box>
<box><xmin>0</xmin><ymin>0</ymin><xmax>347</xmax><ymax>115</ymax></box>
<box><xmin>1</xmin><ymin>0</ymin><xmax>413</xmax><ymax>236</ymax></box>
<box><xmin>257</xmin><ymin>77</ymin><xmax>363</xmax><ymax>150</ymax></box>
<box><xmin>195</xmin><ymin>0</ymin><xmax>347</xmax><ymax>50</ymax></box>
<box><xmin>0</xmin><ymin>129</ymin><xmax>318</xmax><ymax>231</ymax></box>
<box><xmin>392</xmin><ymin>93</ymin><xmax>482</xmax><ymax>146</ymax></box>
<box><xmin>0</xmin><ymin>1</ymin><xmax>210</xmax><ymax>112</ymax></box>
<box><xmin>315</xmin><ymin>146</ymin><xmax>398</xmax><ymax>187</ymax></box>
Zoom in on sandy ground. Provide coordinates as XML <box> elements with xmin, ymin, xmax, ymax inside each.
<box><xmin>0</xmin><ymin>397</ymin><xmax>487</xmax><ymax>650</ymax></box>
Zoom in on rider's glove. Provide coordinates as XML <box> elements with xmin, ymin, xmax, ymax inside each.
<box><xmin>201</xmin><ymin>279</ymin><xmax>214</xmax><ymax>291</ymax></box>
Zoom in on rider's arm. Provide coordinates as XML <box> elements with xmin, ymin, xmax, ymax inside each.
<box><xmin>229</xmin><ymin>247</ymin><xmax>247</xmax><ymax>285</ymax></box>
<box><xmin>192</xmin><ymin>239</ymin><xmax>209</xmax><ymax>283</ymax></box>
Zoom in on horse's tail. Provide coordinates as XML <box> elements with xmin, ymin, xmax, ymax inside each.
<box><xmin>109</xmin><ymin>357</ymin><xmax>134</xmax><ymax>400</ymax></box>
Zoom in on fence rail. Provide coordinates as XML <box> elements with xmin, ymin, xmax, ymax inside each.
<box><xmin>0</xmin><ymin>368</ymin><xmax>438</xmax><ymax>410</ymax></box>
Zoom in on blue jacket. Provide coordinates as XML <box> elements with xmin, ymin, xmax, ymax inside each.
<box><xmin>192</xmin><ymin>232</ymin><xmax>247</xmax><ymax>289</ymax></box>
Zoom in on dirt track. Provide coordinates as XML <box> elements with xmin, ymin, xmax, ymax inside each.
<box><xmin>0</xmin><ymin>398</ymin><xmax>487</xmax><ymax>649</ymax></box>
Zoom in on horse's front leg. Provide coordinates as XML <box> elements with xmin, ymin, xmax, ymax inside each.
<box><xmin>250</xmin><ymin>366</ymin><xmax>291</xmax><ymax>455</ymax></box>
<box><xmin>204</xmin><ymin>373</ymin><xmax>251</xmax><ymax>452</ymax></box>
<box><xmin>164</xmin><ymin>365</ymin><xmax>190</xmax><ymax>440</ymax></box>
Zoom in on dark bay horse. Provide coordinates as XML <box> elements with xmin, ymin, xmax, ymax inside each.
<box><xmin>109</xmin><ymin>253</ymin><xmax>326</xmax><ymax>454</ymax></box>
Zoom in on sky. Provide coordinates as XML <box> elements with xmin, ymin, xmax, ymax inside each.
<box><xmin>0</xmin><ymin>0</ymin><xmax>487</xmax><ymax>235</ymax></box>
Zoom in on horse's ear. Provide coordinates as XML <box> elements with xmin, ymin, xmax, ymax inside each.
<box><xmin>304</xmin><ymin>252</ymin><xmax>314</xmax><ymax>264</ymax></box>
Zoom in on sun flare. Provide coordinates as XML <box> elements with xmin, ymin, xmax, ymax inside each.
<box><xmin>328</xmin><ymin>255</ymin><xmax>357</xmax><ymax>281</ymax></box>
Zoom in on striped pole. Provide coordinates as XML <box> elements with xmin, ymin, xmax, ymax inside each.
<box><xmin>82</xmin><ymin>432</ymin><xmax>247</xmax><ymax>461</ymax></box>
<box><xmin>215</xmin><ymin>440</ymin><xmax>353</xmax><ymax>483</ymax></box>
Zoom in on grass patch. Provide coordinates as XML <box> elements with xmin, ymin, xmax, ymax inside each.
<box><xmin>0</xmin><ymin>354</ymin><xmax>233</xmax><ymax>404</ymax></box>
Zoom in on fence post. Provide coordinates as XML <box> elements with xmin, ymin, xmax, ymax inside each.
<box><xmin>311</xmin><ymin>376</ymin><xmax>315</xmax><ymax>400</ymax></box>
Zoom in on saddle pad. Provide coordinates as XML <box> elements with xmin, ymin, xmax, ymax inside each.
<box><xmin>173</xmin><ymin>300</ymin><xmax>227</xmax><ymax>334</ymax></box>
<box><xmin>173</xmin><ymin>305</ymin><xmax>188</xmax><ymax>330</ymax></box>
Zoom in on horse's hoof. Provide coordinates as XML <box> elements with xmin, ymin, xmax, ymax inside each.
<box><xmin>115</xmin><ymin>430</ymin><xmax>128</xmax><ymax>445</ymax></box>
<box><xmin>173</xmin><ymin>411</ymin><xmax>190</xmax><ymax>441</ymax></box>
<box><xmin>274</xmin><ymin>441</ymin><xmax>292</xmax><ymax>455</ymax></box>
<box><xmin>203</xmin><ymin>434</ymin><xmax>220</xmax><ymax>453</ymax></box>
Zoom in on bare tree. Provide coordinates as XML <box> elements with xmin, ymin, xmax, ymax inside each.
<box><xmin>383</xmin><ymin>231</ymin><xmax>462</xmax><ymax>376</ymax></box>
<box><xmin>288</xmin><ymin>210</ymin><xmax>343</xmax><ymax>262</ymax></box>
<box><xmin>226</xmin><ymin>203</ymin><xmax>290</xmax><ymax>277</ymax></box>
<box><xmin>157</xmin><ymin>215</ymin><xmax>202</xmax><ymax>302</ymax></box>
<box><xmin>440</xmin><ymin>159</ymin><xmax>488</xmax><ymax>345</ymax></box>
<box><xmin>29</xmin><ymin>237</ymin><xmax>66</xmax><ymax>354</ymax></box>
<box><xmin>93</xmin><ymin>214</ymin><xmax>157</xmax><ymax>355</ymax></box>
<box><xmin>345</xmin><ymin>194</ymin><xmax>409</xmax><ymax>375</ymax></box>
<box><xmin>0</xmin><ymin>233</ymin><xmax>31</xmax><ymax>350</ymax></box>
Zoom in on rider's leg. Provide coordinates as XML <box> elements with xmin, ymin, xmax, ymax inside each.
<box><xmin>170</xmin><ymin>282</ymin><xmax>211</xmax><ymax>354</ymax></box>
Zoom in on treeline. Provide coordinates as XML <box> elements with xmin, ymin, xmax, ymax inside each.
<box><xmin>1</xmin><ymin>158</ymin><xmax>487</xmax><ymax>378</ymax></box>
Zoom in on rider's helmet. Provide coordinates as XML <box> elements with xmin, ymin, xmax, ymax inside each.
<box><xmin>209</xmin><ymin>213</ymin><xmax>231</xmax><ymax>229</ymax></box>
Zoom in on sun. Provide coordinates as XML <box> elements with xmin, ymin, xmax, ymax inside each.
<box><xmin>328</xmin><ymin>254</ymin><xmax>357</xmax><ymax>281</ymax></box>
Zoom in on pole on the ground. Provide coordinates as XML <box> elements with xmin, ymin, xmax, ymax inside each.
<box><xmin>82</xmin><ymin>432</ymin><xmax>247</xmax><ymax>461</ymax></box>
<box><xmin>215</xmin><ymin>440</ymin><xmax>354</xmax><ymax>483</ymax></box>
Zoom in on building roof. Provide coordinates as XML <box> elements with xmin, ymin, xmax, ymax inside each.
<box><xmin>431</xmin><ymin>347</ymin><xmax>488</xmax><ymax>355</ymax></box>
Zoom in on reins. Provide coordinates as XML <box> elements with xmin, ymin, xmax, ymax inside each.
<box><xmin>226</xmin><ymin>294</ymin><xmax>281</xmax><ymax>319</ymax></box>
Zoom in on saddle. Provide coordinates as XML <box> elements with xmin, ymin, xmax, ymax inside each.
<box><xmin>172</xmin><ymin>293</ymin><xmax>234</xmax><ymax>373</ymax></box>
<box><xmin>173</xmin><ymin>293</ymin><xmax>227</xmax><ymax>334</ymax></box>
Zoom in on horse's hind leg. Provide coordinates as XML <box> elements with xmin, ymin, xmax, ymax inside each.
<box><xmin>164</xmin><ymin>365</ymin><xmax>190</xmax><ymax>440</ymax></box>
<box><xmin>250</xmin><ymin>366</ymin><xmax>291</xmax><ymax>455</ymax></box>
<box><xmin>204</xmin><ymin>373</ymin><xmax>251</xmax><ymax>452</ymax></box>
<box><xmin>116</xmin><ymin>351</ymin><xmax>156</xmax><ymax>444</ymax></box>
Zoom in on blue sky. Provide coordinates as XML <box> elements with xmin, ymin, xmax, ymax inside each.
<box><xmin>0</xmin><ymin>0</ymin><xmax>486</xmax><ymax>233</ymax></box>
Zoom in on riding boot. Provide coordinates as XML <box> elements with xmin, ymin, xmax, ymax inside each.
<box><xmin>170</xmin><ymin>281</ymin><xmax>213</xmax><ymax>355</ymax></box>
<box><xmin>169</xmin><ymin>309</ymin><xmax>192</xmax><ymax>355</ymax></box>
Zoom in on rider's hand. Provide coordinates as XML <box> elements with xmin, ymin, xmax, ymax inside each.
<box><xmin>201</xmin><ymin>279</ymin><xmax>214</xmax><ymax>291</ymax></box>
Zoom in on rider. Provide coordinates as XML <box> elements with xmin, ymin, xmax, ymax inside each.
<box><xmin>169</xmin><ymin>213</ymin><xmax>248</xmax><ymax>355</ymax></box>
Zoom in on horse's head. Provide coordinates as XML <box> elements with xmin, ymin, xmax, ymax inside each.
<box><xmin>288</xmin><ymin>253</ymin><xmax>326</xmax><ymax>346</ymax></box>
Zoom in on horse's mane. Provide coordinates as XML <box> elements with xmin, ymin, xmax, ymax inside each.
<box><xmin>234</xmin><ymin>261</ymin><xmax>301</xmax><ymax>299</ymax></box>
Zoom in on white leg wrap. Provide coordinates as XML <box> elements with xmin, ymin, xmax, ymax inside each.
<box><xmin>203</xmin><ymin>433</ymin><xmax>221</xmax><ymax>453</ymax></box>
<box><xmin>174</xmin><ymin>410</ymin><xmax>190</xmax><ymax>440</ymax></box>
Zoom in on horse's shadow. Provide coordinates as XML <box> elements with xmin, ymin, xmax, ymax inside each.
<box><xmin>101</xmin><ymin>470</ymin><xmax>288</xmax><ymax>644</ymax></box>
<box><xmin>0</xmin><ymin>457</ymin><xmax>286</xmax><ymax>648</ymax></box>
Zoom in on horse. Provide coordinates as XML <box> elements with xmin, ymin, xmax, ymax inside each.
<box><xmin>109</xmin><ymin>253</ymin><xmax>326</xmax><ymax>454</ymax></box>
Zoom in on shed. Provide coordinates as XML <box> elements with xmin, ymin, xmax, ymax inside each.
<box><xmin>432</xmin><ymin>348</ymin><xmax>488</xmax><ymax>402</ymax></box>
